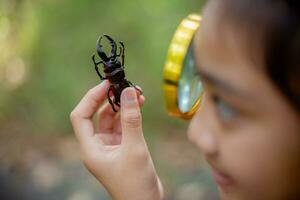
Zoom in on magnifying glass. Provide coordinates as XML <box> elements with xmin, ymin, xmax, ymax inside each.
<box><xmin>163</xmin><ymin>14</ymin><xmax>203</xmax><ymax>120</ymax></box>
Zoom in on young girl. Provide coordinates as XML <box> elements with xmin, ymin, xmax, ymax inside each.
<box><xmin>70</xmin><ymin>0</ymin><xmax>300</xmax><ymax>199</ymax></box>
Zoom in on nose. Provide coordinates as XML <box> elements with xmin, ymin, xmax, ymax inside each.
<box><xmin>187</xmin><ymin>96</ymin><xmax>219</xmax><ymax>157</ymax></box>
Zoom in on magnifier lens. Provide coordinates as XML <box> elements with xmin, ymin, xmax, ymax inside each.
<box><xmin>178</xmin><ymin>41</ymin><xmax>203</xmax><ymax>113</ymax></box>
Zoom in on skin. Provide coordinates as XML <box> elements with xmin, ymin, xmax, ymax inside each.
<box><xmin>70</xmin><ymin>81</ymin><xmax>163</xmax><ymax>200</ymax></box>
<box><xmin>70</xmin><ymin>1</ymin><xmax>300</xmax><ymax>200</ymax></box>
<box><xmin>188</xmin><ymin>1</ymin><xmax>300</xmax><ymax>200</ymax></box>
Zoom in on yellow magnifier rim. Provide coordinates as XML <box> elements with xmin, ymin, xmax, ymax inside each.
<box><xmin>163</xmin><ymin>14</ymin><xmax>202</xmax><ymax>120</ymax></box>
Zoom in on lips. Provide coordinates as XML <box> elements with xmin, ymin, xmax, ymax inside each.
<box><xmin>205</xmin><ymin>157</ymin><xmax>236</xmax><ymax>188</ymax></box>
<box><xmin>211</xmin><ymin>168</ymin><xmax>235</xmax><ymax>187</ymax></box>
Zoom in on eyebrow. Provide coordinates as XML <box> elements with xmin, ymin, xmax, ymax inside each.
<box><xmin>191</xmin><ymin>39</ymin><xmax>250</xmax><ymax>99</ymax></box>
<box><xmin>196</xmin><ymin>68</ymin><xmax>248</xmax><ymax>98</ymax></box>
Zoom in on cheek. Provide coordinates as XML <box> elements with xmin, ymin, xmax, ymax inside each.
<box><xmin>221</xmin><ymin>123</ymin><xmax>300</xmax><ymax>199</ymax></box>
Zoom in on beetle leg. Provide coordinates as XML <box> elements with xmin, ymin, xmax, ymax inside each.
<box><xmin>127</xmin><ymin>80</ymin><xmax>143</xmax><ymax>95</ymax></box>
<box><xmin>92</xmin><ymin>55</ymin><xmax>107</xmax><ymax>80</ymax></box>
<box><xmin>119</xmin><ymin>42</ymin><xmax>125</xmax><ymax>68</ymax></box>
<box><xmin>107</xmin><ymin>87</ymin><xmax>118</xmax><ymax>112</ymax></box>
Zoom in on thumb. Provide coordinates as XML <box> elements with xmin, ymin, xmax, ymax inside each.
<box><xmin>120</xmin><ymin>87</ymin><xmax>144</xmax><ymax>145</ymax></box>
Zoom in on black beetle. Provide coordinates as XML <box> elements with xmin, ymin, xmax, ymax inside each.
<box><xmin>92</xmin><ymin>34</ymin><xmax>142</xmax><ymax>112</ymax></box>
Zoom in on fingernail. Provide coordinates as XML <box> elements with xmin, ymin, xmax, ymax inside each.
<box><xmin>136</xmin><ymin>85</ymin><xmax>142</xmax><ymax>92</ymax></box>
<box><xmin>100</xmin><ymin>80</ymin><xmax>108</xmax><ymax>86</ymax></box>
<box><xmin>124</xmin><ymin>88</ymin><xmax>136</xmax><ymax>103</ymax></box>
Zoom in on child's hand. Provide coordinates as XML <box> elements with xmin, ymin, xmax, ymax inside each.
<box><xmin>70</xmin><ymin>81</ymin><xmax>164</xmax><ymax>200</ymax></box>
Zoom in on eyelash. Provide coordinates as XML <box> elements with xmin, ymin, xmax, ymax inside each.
<box><xmin>211</xmin><ymin>94</ymin><xmax>237</xmax><ymax>123</ymax></box>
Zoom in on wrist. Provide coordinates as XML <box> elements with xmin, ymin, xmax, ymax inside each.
<box><xmin>112</xmin><ymin>191</ymin><xmax>163</xmax><ymax>200</ymax></box>
<box><xmin>111</xmin><ymin>177</ymin><xmax>164</xmax><ymax>200</ymax></box>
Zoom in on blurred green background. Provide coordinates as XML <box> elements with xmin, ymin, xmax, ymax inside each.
<box><xmin>0</xmin><ymin>0</ymin><xmax>218</xmax><ymax>199</ymax></box>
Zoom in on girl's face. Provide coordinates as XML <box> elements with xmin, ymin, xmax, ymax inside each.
<box><xmin>188</xmin><ymin>1</ymin><xmax>300</xmax><ymax>200</ymax></box>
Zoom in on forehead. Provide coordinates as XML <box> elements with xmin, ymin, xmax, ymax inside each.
<box><xmin>194</xmin><ymin>0</ymin><xmax>267</xmax><ymax>92</ymax></box>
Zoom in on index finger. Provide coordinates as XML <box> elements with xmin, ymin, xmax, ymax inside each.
<box><xmin>70</xmin><ymin>80</ymin><xmax>110</xmax><ymax>142</ymax></box>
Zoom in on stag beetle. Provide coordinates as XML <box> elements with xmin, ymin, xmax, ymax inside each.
<box><xmin>92</xmin><ymin>34</ymin><xmax>142</xmax><ymax>112</ymax></box>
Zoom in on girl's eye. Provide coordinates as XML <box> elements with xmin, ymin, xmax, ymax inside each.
<box><xmin>212</xmin><ymin>94</ymin><xmax>237</xmax><ymax>122</ymax></box>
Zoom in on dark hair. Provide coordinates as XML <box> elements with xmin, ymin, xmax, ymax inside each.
<box><xmin>217</xmin><ymin>0</ymin><xmax>300</xmax><ymax>112</ymax></box>
<box><xmin>266</xmin><ymin>0</ymin><xmax>300</xmax><ymax>112</ymax></box>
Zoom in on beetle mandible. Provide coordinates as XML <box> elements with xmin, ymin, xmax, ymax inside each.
<box><xmin>92</xmin><ymin>34</ymin><xmax>142</xmax><ymax>112</ymax></box>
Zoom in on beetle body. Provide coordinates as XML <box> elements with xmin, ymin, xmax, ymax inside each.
<box><xmin>92</xmin><ymin>34</ymin><xmax>141</xmax><ymax>112</ymax></box>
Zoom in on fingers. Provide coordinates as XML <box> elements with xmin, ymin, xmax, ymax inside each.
<box><xmin>98</xmin><ymin>87</ymin><xmax>145</xmax><ymax>134</ymax></box>
<box><xmin>96</xmin><ymin>133</ymin><xmax>122</xmax><ymax>145</ymax></box>
<box><xmin>120</xmin><ymin>87</ymin><xmax>144</xmax><ymax>146</ymax></box>
<box><xmin>97</xmin><ymin>102</ymin><xmax>120</xmax><ymax>133</ymax></box>
<box><xmin>70</xmin><ymin>81</ymin><xmax>110</xmax><ymax>144</ymax></box>
<box><xmin>108</xmin><ymin>95</ymin><xmax>145</xmax><ymax>134</ymax></box>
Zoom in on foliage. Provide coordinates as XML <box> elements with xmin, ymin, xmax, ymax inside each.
<box><xmin>1</xmin><ymin>0</ymin><xmax>205</xmax><ymax>136</ymax></box>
